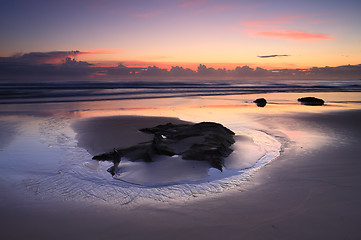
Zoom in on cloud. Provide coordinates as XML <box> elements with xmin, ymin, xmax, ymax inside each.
<box><xmin>258</xmin><ymin>54</ymin><xmax>290</xmax><ymax>58</ymax></box>
<box><xmin>0</xmin><ymin>49</ymin><xmax>117</xmax><ymax>66</ymax></box>
<box><xmin>244</xmin><ymin>16</ymin><xmax>299</xmax><ymax>28</ymax></box>
<box><xmin>1</xmin><ymin>51</ymin><xmax>360</xmax><ymax>81</ymax></box>
<box><xmin>78</xmin><ymin>49</ymin><xmax>118</xmax><ymax>55</ymax></box>
<box><xmin>0</xmin><ymin>51</ymin><xmax>145</xmax><ymax>81</ymax></box>
<box><xmin>0</xmin><ymin>55</ymin><xmax>94</xmax><ymax>81</ymax></box>
<box><xmin>254</xmin><ymin>30</ymin><xmax>333</xmax><ymax>40</ymax></box>
<box><xmin>4</xmin><ymin>51</ymin><xmax>80</xmax><ymax>64</ymax></box>
<box><xmin>242</xmin><ymin>12</ymin><xmax>333</xmax><ymax>28</ymax></box>
<box><xmin>170</xmin><ymin>66</ymin><xmax>195</xmax><ymax>76</ymax></box>
<box><xmin>242</xmin><ymin>13</ymin><xmax>334</xmax><ymax>41</ymax></box>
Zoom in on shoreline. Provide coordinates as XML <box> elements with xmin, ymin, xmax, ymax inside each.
<box><xmin>1</xmin><ymin>106</ymin><xmax>361</xmax><ymax>239</ymax></box>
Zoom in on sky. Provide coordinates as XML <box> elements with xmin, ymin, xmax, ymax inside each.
<box><xmin>0</xmin><ymin>0</ymin><xmax>361</xmax><ymax>80</ymax></box>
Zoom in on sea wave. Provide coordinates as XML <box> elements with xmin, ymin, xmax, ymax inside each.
<box><xmin>1</xmin><ymin>79</ymin><xmax>361</xmax><ymax>104</ymax></box>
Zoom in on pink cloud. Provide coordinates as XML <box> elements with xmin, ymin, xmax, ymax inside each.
<box><xmin>254</xmin><ymin>29</ymin><xmax>333</xmax><ymax>40</ymax></box>
<box><xmin>308</xmin><ymin>19</ymin><xmax>335</xmax><ymax>25</ymax></box>
<box><xmin>178</xmin><ymin>0</ymin><xmax>207</xmax><ymax>8</ymax></box>
<box><xmin>241</xmin><ymin>13</ymin><xmax>335</xmax><ymax>41</ymax></box>
<box><xmin>243</xmin><ymin>14</ymin><xmax>335</xmax><ymax>28</ymax></box>
<box><xmin>244</xmin><ymin>16</ymin><xmax>300</xmax><ymax>27</ymax></box>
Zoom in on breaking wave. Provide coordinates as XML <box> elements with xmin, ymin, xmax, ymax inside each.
<box><xmin>1</xmin><ymin>79</ymin><xmax>360</xmax><ymax>104</ymax></box>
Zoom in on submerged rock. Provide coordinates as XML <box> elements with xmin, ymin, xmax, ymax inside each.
<box><xmin>92</xmin><ymin>122</ymin><xmax>235</xmax><ymax>175</ymax></box>
<box><xmin>253</xmin><ymin>98</ymin><xmax>267</xmax><ymax>107</ymax></box>
<box><xmin>298</xmin><ymin>97</ymin><xmax>325</xmax><ymax>106</ymax></box>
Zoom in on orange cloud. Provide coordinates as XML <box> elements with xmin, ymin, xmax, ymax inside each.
<box><xmin>79</xmin><ymin>49</ymin><xmax>119</xmax><ymax>55</ymax></box>
<box><xmin>244</xmin><ymin>16</ymin><xmax>299</xmax><ymax>27</ymax></box>
<box><xmin>254</xmin><ymin>29</ymin><xmax>333</xmax><ymax>40</ymax></box>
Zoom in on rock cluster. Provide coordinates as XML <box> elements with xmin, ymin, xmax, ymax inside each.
<box><xmin>92</xmin><ymin>122</ymin><xmax>235</xmax><ymax>175</ymax></box>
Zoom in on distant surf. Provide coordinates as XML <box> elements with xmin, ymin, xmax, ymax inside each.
<box><xmin>1</xmin><ymin>79</ymin><xmax>360</xmax><ymax>104</ymax></box>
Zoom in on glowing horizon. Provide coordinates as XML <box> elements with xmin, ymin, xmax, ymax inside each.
<box><xmin>0</xmin><ymin>0</ymin><xmax>360</xmax><ymax>72</ymax></box>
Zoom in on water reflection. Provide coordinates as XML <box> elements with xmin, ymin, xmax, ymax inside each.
<box><xmin>0</xmin><ymin>120</ymin><xmax>19</xmax><ymax>150</ymax></box>
<box><xmin>0</xmin><ymin>91</ymin><xmax>360</xmax><ymax>203</ymax></box>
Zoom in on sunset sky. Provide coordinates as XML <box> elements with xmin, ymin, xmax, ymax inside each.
<box><xmin>1</xmin><ymin>0</ymin><xmax>360</xmax><ymax>70</ymax></box>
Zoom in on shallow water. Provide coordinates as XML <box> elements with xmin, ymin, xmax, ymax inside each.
<box><xmin>0</xmin><ymin>113</ymin><xmax>280</xmax><ymax>204</ymax></box>
<box><xmin>0</xmin><ymin>90</ymin><xmax>360</xmax><ymax>205</ymax></box>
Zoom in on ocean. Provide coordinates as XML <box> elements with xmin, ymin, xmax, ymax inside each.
<box><xmin>1</xmin><ymin>79</ymin><xmax>360</xmax><ymax>104</ymax></box>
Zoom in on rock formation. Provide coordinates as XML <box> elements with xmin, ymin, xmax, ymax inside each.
<box><xmin>253</xmin><ymin>98</ymin><xmax>267</xmax><ymax>107</ymax></box>
<box><xmin>298</xmin><ymin>97</ymin><xmax>325</xmax><ymax>106</ymax></box>
<box><xmin>92</xmin><ymin>122</ymin><xmax>235</xmax><ymax>175</ymax></box>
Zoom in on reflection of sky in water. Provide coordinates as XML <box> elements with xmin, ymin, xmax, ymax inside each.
<box><xmin>0</xmin><ymin>120</ymin><xmax>19</xmax><ymax>150</ymax></box>
<box><xmin>0</xmin><ymin>118</ymin><xmax>64</xmax><ymax>182</ymax></box>
<box><xmin>0</xmin><ymin>91</ymin><xmax>359</xmax><ymax>203</ymax></box>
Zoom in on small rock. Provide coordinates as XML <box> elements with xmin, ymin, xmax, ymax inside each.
<box><xmin>254</xmin><ymin>98</ymin><xmax>267</xmax><ymax>107</ymax></box>
<box><xmin>298</xmin><ymin>97</ymin><xmax>324</xmax><ymax>106</ymax></box>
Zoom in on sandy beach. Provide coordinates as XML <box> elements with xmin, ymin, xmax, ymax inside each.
<box><xmin>1</xmin><ymin>0</ymin><xmax>361</xmax><ymax>238</ymax></box>
<box><xmin>1</xmin><ymin>94</ymin><xmax>361</xmax><ymax>239</ymax></box>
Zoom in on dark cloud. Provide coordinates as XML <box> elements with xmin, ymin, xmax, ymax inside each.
<box><xmin>170</xmin><ymin>66</ymin><xmax>195</xmax><ymax>76</ymax></box>
<box><xmin>258</xmin><ymin>54</ymin><xmax>290</xmax><ymax>58</ymax></box>
<box><xmin>1</xmin><ymin>51</ymin><xmax>81</xmax><ymax>64</ymax></box>
<box><xmin>106</xmin><ymin>64</ymin><xmax>146</xmax><ymax>76</ymax></box>
<box><xmin>0</xmin><ymin>51</ymin><xmax>360</xmax><ymax>81</ymax></box>
<box><xmin>0</xmin><ymin>53</ymin><xmax>94</xmax><ymax>81</ymax></box>
<box><xmin>140</xmin><ymin>66</ymin><xmax>169</xmax><ymax>76</ymax></box>
<box><xmin>197</xmin><ymin>64</ymin><xmax>228</xmax><ymax>76</ymax></box>
<box><xmin>0</xmin><ymin>51</ymin><xmax>143</xmax><ymax>81</ymax></box>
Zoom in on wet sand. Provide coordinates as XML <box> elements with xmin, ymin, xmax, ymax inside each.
<box><xmin>72</xmin><ymin>115</ymin><xmax>191</xmax><ymax>155</ymax></box>
<box><xmin>1</xmin><ymin>110</ymin><xmax>361</xmax><ymax>239</ymax></box>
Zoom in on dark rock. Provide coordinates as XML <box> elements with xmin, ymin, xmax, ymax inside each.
<box><xmin>298</xmin><ymin>97</ymin><xmax>325</xmax><ymax>106</ymax></box>
<box><xmin>93</xmin><ymin>148</ymin><xmax>122</xmax><ymax>175</ymax></box>
<box><xmin>152</xmin><ymin>133</ymin><xmax>176</xmax><ymax>156</ymax></box>
<box><xmin>182</xmin><ymin>135</ymin><xmax>233</xmax><ymax>171</ymax></box>
<box><xmin>253</xmin><ymin>98</ymin><xmax>267</xmax><ymax>107</ymax></box>
<box><xmin>92</xmin><ymin>122</ymin><xmax>235</xmax><ymax>175</ymax></box>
